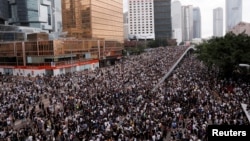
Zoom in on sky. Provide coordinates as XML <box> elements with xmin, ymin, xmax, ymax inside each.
<box><xmin>123</xmin><ymin>0</ymin><xmax>250</xmax><ymax>38</ymax></box>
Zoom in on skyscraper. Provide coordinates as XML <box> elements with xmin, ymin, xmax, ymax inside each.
<box><xmin>182</xmin><ymin>5</ymin><xmax>193</xmax><ymax>42</ymax></box>
<box><xmin>171</xmin><ymin>0</ymin><xmax>182</xmax><ymax>44</ymax></box>
<box><xmin>213</xmin><ymin>7</ymin><xmax>223</xmax><ymax>37</ymax></box>
<box><xmin>0</xmin><ymin>0</ymin><xmax>9</xmax><ymax>24</ymax></box>
<box><xmin>154</xmin><ymin>0</ymin><xmax>172</xmax><ymax>39</ymax></box>
<box><xmin>8</xmin><ymin>0</ymin><xmax>53</xmax><ymax>31</ymax></box>
<box><xmin>62</xmin><ymin>0</ymin><xmax>124</xmax><ymax>43</ymax></box>
<box><xmin>226</xmin><ymin>0</ymin><xmax>242</xmax><ymax>32</ymax></box>
<box><xmin>123</xmin><ymin>12</ymin><xmax>129</xmax><ymax>40</ymax></box>
<box><xmin>50</xmin><ymin>0</ymin><xmax>62</xmax><ymax>33</ymax></box>
<box><xmin>128</xmin><ymin>0</ymin><xmax>155</xmax><ymax>40</ymax></box>
<box><xmin>193</xmin><ymin>7</ymin><xmax>201</xmax><ymax>38</ymax></box>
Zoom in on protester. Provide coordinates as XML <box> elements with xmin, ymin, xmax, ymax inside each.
<box><xmin>0</xmin><ymin>46</ymin><xmax>248</xmax><ymax>141</ymax></box>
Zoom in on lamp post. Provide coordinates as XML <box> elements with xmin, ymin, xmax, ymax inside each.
<box><xmin>37</xmin><ymin>39</ymin><xmax>39</xmax><ymax>56</ymax></box>
<box><xmin>141</xmin><ymin>35</ymin><xmax>150</xmax><ymax>48</ymax></box>
<box><xmin>143</xmin><ymin>36</ymin><xmax>147</xmax><ymax>48</ymax></box>
<box><xmin>71</xmin><ymin>47</ymin><xmax>73</xmax><ymax>73</ymax></box>
<box><xmin>14</xmin><ymin>41</ymin><xmax>18</xmax><ymax>66</ymax></box>
<box><xmin>133</xmin><ymin>35</ymin><xmax>137</xmax><ymax>48</ymax></box>
<box><xmin>70</xmin><ymin>41</ymin><xmax>74</xmax><ymax>73</ymax></box>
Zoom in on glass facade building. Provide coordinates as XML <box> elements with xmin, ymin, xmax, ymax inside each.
<box><xmin>154</xmin><ymin>0</ymin><xmax>172</xmax><ymax>39</ymax></box>
<box><xmin>226</xmin><ymin>0</ymin><xmax>242</xmax><ymax>32</ymax></box>
<box><xmin>50</xmin><ymin>0</ymin><xmax>63</xmax><ymax>33</ymax></box>
<box><xmin>8</xmin><ymin>0</ymin><xmax>53</xmax><ymax>31</ymax></box>
<box><xmin>193</xmin><ymin>7</ymin><xmax>201</xmax><ymax>38</ymax></box>
<box><xmin>0</xmin><ymin>0</ymin><xmax>9</xmax><ymax>24</ymax></box>
<box><xmin>182</xmin><ymin>5</ymin><xmax>193</xmax><ymax>42</ymax></box>
<box><xmin>62</xmin><ymin>0</ymin><xmax>124</xmax><ymax>43</ymax></box>
<box><xmin>213</xmin><ymin>7</ymin><xmax>223</xmax><ymax>37</ymax></box>
<box><xmin>171</xmin><ymin>0</ymin><xmax>182</xmax><ymax>44</ymax></box>
<box><xmin>123</xmin><ymin>12</ymin><xmax>129</xmax><ymax>40</ymax></box>
<box><xmin>0</xmin><ymin>25</ymin><xmax>25</xmax><ymax>42</ymax></box>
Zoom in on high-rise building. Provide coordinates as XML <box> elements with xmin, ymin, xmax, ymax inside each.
<box><xmin>8</xmin><ymin>0</ymin><xmax>53</xmax><ymax>31</ymax></box>
<box><xmin>123</xmin><ymin>12</ymin><xmax>129</xmax><ymax>40</ymax></box>
<box><xmin>0</xmin><ymin>0</ymin><xmax>9</xmax><ymax>24</ymax></box>
<box><xmin>171</xmin><ymin>0</ymin><xmax>182</xmax><ymax>44</ymax></box>
<box><xmin>182</xmin><ymin>5</ymin><xmax>193</xmax><ymax>42</ymax></box>
<box><xmin>128</xmin><ymin>0</ymin><xmax>155</xmax><ymax>40</ymax></box>
<box><xmin>226</xmin><ymin>0</ymin><xmax>242</xmax><ymax>32</ymax></box>
<box><xmin>50</xmin><ymin>0</ymin><xmax>62</xmax><ymax>33</ymax></box>
<box><xmin>154</xmin><ymin>0</ymin><xmax>172</xmax><ymax>39</ymax></box>
<box><xmin>213</xmin><ymin>7</ymin><xmax>223</xmax><ymax>37</ymax></box>
<box><xmin>62</xmin><ymin>0</ymin><xmax>124</xmax><ymax>43</ymax></box>
<box><xmin>193</xmin><ymin>7</ymin><xmax>201</xmax><ymax>38</ymax></box>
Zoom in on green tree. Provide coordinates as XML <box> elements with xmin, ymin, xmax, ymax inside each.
<box><xmin>195</xmin><ymin>32</ymin><xmax>250</xmax><ymax>77</ymax></box>
<box><xmin>148</xmin><ymin>40</ymin><xmax>159</xmax><ymax>48</ymax></box>
<box><xmin>147</xmin><ymin>38</ymin><xmax>168</xmax><ymax>48</ymax></box>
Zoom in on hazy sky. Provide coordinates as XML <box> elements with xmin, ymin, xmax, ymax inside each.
<box><xmin>123</xmin><ymin>0</ymin><xmax>250</xmax><ymax>38</ymax></box>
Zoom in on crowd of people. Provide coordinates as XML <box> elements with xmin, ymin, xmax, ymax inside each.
<box><xmin>159</xmin><ymin>55</ymin><xmax>250</xmax><ymax>140</ymax></box>
<box><xmin>0</xmin><ymin>45</ymin><xmax>249</xmax><ymax>141</ymax></box>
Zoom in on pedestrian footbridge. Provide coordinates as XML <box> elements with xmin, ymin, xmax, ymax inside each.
<box><xmin>241</xmin><ymin>103</ymin><xmax>250</xmax><ymax>123</ymax></box>
<box><xmin>152</xmin><ymin>45</ymin><xmax>196</xmax><ymax>92</ymax></box>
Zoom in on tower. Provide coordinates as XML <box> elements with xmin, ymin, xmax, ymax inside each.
<box><xmin>226</xmin><ymin>0</ymin><xmax>242</xmax><ymax>32</ymax></box>
<box><xmin>171</xmin><ymin>0</ymin><xmax>182</xmax><ymax>44</ymax></box>
<box><xmin>213</xmin><ymin>7</ymin><xmax>223</xmax><ymax>37</ymax></box>
<box><xmin>193</xmin><ymin>7</ymin><xmax>201</xmax><ymax>38</ymax></box>
<box><xmin>128</xmin><ymin>0</ymin><xmax>155</xmax><ymax>40</ymax></box>
<box><xmin>62</xmin><ymin>0</ymin><xmax>124</xmax><ymax>43</ymax></box>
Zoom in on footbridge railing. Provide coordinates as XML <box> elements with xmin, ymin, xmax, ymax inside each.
<box><xmin>151</xmin><ymin>45</ymin><xmax>196</xmax><ymax>92</ymax></box>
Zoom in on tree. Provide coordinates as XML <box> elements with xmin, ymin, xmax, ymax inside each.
<box><xmin>148</xmin><ymin>40</ymin><xmax>159</xmax><ymax>48</ymax></box>
<box><xmin>147</xmin><ymin>38</ymin><xmax>168</xmax><ymax>48</ymax></box>
<box><xmin>195</xmin><ymin>32</ymin><xmax>250</xmax><ymax>78</ymax></box>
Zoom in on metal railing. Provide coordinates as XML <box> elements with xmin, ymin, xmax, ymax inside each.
<box><xmin>152</xmin><ymin>45</ymin><xmax>195</xmax><ymax>92</ymax></box>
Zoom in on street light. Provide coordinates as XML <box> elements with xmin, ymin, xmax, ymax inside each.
<box><xmin>14</xmin><ymin>41</ymin><xmax>18</xmax><ymax>66</ymax></box>
<box><xmin>143</xmin><ymin>36</ymin><xmax>147</xmax><ymax>48</ymax></box>
<box><xmin>141</xmin><ymin>35</ymin><xmax>150</xmax><ymax>48</ymax></box>
<box><xmin>71</xmin><ymin>47</ymin><xmax>73</xmax><ymax>73</ymax></box>
<box><xmin>132</xmin><ymin>35</ymin><xmax>138</xmax><ymax>48</ymax></box>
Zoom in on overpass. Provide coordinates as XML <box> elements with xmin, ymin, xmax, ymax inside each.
<box><xmin>241</xmin><ymin>103</ymin><xmax>250</xmax><ymax>123</ymax></box>
<box><xmin>152</xmin><ymin>45</ymin><xmax>196</xmax><ymax>92</ymax></box>
<box><xmin>151</xmin><ymin>45</ymin><xmax>250</xmax><ymax>124</ymax></box>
